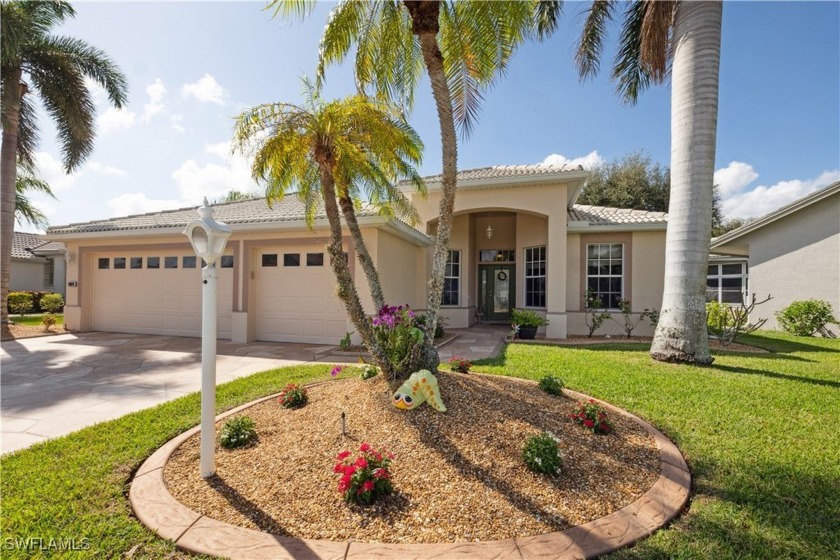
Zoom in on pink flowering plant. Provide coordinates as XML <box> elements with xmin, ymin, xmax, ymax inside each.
<box><xmin>277</xmin><ymin>383</ymin><xmax>308</xmax><ymax>408</ymax></box>
<box><xmin>333</xmin><ymin>442</ymin><xmax>394</xmax><ymax>505</ymax></box>
<box><xmin>448</xmin><ymin>356</ymin><xmax>471</xmax><ymax>373</ymax></box>
<box><xmin>570</xmin><ymin>399</ymin><xmax>613</xmax><ymax>435</ymax></box>
<box><xmin>371</xmin><ymin>305</ymin><xmax>425</xmax><ymax>377</ymax></box>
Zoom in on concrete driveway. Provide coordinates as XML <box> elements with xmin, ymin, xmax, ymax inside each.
<box><xmin>0</xmin><ymin>332</ymin><xmax>343</xmax><ymax>455</ymax></box>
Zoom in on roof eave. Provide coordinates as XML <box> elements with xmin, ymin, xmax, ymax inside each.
<box><xmin>415</xmin><ymin>170</ymin><xmax>591</xmax><ymax>192</ymax></box>
<box><xmin>567</xmin><ymin>223</ymin><xmax>667</xmax><ymax>233</ymax></box>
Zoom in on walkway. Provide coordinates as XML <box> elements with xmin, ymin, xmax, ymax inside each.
<box><xmin>1</xmin><ymin>325</ymin><xmax>508</xmax><ymax>454</ymax></box>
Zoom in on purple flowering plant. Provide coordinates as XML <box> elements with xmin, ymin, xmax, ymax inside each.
<box><xmin>371</xmin><ymin>304</ymin><xmax>425</xmax><ymax>376</ymax></box>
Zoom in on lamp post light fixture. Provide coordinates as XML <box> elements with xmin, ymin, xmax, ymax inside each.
<box><xmin>183</xmin><ymin>198</ymin><xmax>232</xmax><ymax>478</ymax></box>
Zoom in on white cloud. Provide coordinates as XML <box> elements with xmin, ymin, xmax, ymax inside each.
<box><xmin>86</xmin><ymin>162</ymin><xmax>128</xmax><ymax>177</ymax></box>
<box><xmin>34</xmin><ymin>152</ymin><xmax>77</xmax><ymax>191</ymax></box>
<box><xmin>721</xmin><ymin>170</ymin><xmax>840</xmax><ymax>218</ymax></box>
<box><xmin>107</xmin><ymin>192</ymin><xmax>182</xmax><ymax>217</ymax></box>
<box><xmin>170</xmin><ymin>114</ymin><xmax>186</xmax><ymax>133</ymax></box>
<box><xmin>540</xmin><ymin>150</ymin><xmax>605</xmax><ymax>170</ymax></box>
<box><xmin>180</xmin><ymin>74</ymin><xmax>227</xmax><ymax>105</ymax></box>
<box><xmin>97</xmin><ymin>107</ymin><xmax>136</xmax><ymax>134</ymax></box>
<box><xmin>714</xmin><ymin>161</ymin><xmax>759</xmax><ymax>197</ymax></box>
<box><xmin>172</xmin><ymin>149</ymin><xmax>253</xmax><ymax>204</ymax></box>
<box><xmin>204</xmin><ymin>141</ymin><xmax>231</xmax><ymax>161</ymax></box>
<box><xmin>142</xmin><ymin>78</ymin><xmax>167</xmax><ymax>122</ymax></box>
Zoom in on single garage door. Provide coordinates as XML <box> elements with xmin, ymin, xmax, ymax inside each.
<box><xmin>255</xmin><ymin>247</ymin><xmax>349</xmax><ymax>344</ymax></box>
<box><xmin>91</xmin><ymin>250</ymin><xmax>233</xmax><ymax>338</ymax></box>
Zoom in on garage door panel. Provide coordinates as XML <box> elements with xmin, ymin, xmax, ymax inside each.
<box><xmin>255</xmin><ymin>247</ymin><xmax>347</xmax><ymax>344</ymax></box>
<box><xmin>92</xmin><ymin>251</ymin><xmax>232</xmax><ymax>338</ymax></box>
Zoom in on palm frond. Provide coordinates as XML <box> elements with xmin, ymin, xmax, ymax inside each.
<box><xmin>266</xmin><ymin>0</ymin><xmax>317</xmax><ymax>21</ymax></box>
<box><xmin>639</xmin><ymin>0</ymin><xmax>675</xmax><ymax>82</ymax></box>
<box><xmin>534</xmin><ymin>0</ymin><xmax>563</xmax><ymax>40</ymax></box>
<box><xmin>15</xmin><ymin>160</ymin><xmax>55</xmax><ymax>228</ymax></box>
<box><xmin>16</xmin><ymin>90</ymin><xmax>40</xmax><ymax>166</ymax></box>
<box><xmin>575</xmin><ymin>0</ymin><xmax>615</xmax><ymax>80</ymax></box>
<box><xmin>611</xmin><ymin>0</ymin><xmax>650</xmax><ymax>105</ymax></box>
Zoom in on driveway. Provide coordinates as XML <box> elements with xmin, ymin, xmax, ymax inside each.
<box><xmin>0</xmin><ymin>332</ymin><xmax>343</xmax><ymax>455</ymax></box>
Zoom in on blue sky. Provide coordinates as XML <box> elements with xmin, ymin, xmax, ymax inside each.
<box><xmin>22</xmin><ymin>1</ymin><xmax>840</xmax><ymax>233</ymax></box>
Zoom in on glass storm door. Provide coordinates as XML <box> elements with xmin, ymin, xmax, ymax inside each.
<box><xmin>479</xmin><ymin>265</ymin><xmax>515</xmax><ymax>322</ymax></box>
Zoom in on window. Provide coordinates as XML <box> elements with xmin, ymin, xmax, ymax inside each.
<box><xmin>442</xmin><ymin>250</ymin><xmax>460</xmax><ymax>306</ymax></box>
<box><xmin>262</xmin><ymin>254</ymin><xmax>278</xmax><ymax>267</ymax></box>
<box><xmin>586</xmin><ymin>243</ymin><xmax>623</xmax><ymax>309</ymax></box>
<box><xmin>182</xmin><ymin>256</ymin><xmax>197</xmax><ymax>269</ymax></box>
<box><xmin>44</xmin><ymin>259</ymin><xmax>55</xmax><ymax>286</ymax></box>
<box><xmin>147</xmin><ymin>257</ymin><xmax>160</xmax><ymax>269</ymax></box>
<box><xmin>114</xmin><ymin>257</ymin><xmax>126</xmax><ymax>269</ymax></box>
<box><xmin>98</xmin><ymin>258</ymin><xmax>110</xmax><ymax>269</ymax></box>
<box><xmin>479</xmin><ymin>250</ymin><xmax>515</xmax><ymax>262</ymax></box>
<box><xmin>525</xmin><ymin>246</ymin><xmax>546</xmax><ymax>308</ymax></box>
<box><xmin>306</xmin><ymin>253</ymin><xmax>324</xmax><ymax>267</ymax></box>
<box><xmin>283</xmin><ymin>253</ymin><xmax>300</xmax><ymax>267</ymax></box>
<box><xmin>131</xmin><ymin>257</ymin><xmax>143</xmax><ymax>269</ymax></box>
<box><xmin>165</xmin><ymin>256</ymin><xmax>178</xmax><ymax>269</ymax></box>
<box><xmin>707</xmin><ymin>262</ymin><xmax>748</xmax><ymax>304</ymax></box>
<box><xmin>220</xmin><ymin>255</ymin><xmax>234</xmax><ymax>268</ymax></box>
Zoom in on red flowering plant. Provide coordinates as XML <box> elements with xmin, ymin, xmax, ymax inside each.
<box><xmin>333</xmin><ymin>442</ymin><xmax>394</xmax><ymax>505</ymax></box>
<box><xmin>448</xmin><ymin>356</ymin><xmax>471</xmax><ymax>373</ymax></box>
<box><xmin>277</xmin><ymin>383</ymin><xmax>308</xmax><ymax>408</ymax></box>
<box><xmin>570</xmin><ymin>399</ymin><xmax>613</xmax><ymax>435</ymax></box>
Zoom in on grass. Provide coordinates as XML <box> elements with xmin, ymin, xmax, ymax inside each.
<box><xmin>10</xmin><ymin>313</ymin><xmax>64</xmax><ymax>327</ymax></box>
<box><xmin>1</xmin><ymin>332</ymin><xmax>838</xmax><ymax>558</ymax></box>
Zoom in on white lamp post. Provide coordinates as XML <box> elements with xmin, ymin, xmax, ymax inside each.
<box><xmin>183</xmin><ymin>198</ymin><xmax>232</xmax><ymax>478</ymax></box>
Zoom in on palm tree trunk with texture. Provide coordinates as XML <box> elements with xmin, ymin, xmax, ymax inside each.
<box><xmin>650</xmin><ymin>0</ymin><xmax>722</xmax><ymax>364</ymax></box>
<box><xmin>1</xmin><ymin>69</ymin><xmax>24</xmax><ymax>324</ymax></box>
<box><xmin>338</xmin><ymin>195</ymin><xmax>385</xmax><ymax>311</ymax></box>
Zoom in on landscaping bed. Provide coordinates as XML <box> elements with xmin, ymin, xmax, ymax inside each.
<box><xmin>163</xmin><ymin>372</ymin><xmax>659</xmax><ymax>543</ymax></box>
<box><xmin>510</xmin><ymin>334</ymin><xmax>769</xmax><ymax>353</ymax></box>
<box><xmin>1</xmin><ymin>321</ymin><xmax>66</xmax><ymax>340</ymax></box>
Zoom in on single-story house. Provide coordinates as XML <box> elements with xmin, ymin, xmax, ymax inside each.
<box><xmin>10</xmin><ymin>231</ymin><xmax>67</xmax><ymax>297</ymax></box>
<box><xmin>46</xmin><ymin>165</ymin><xmax>669</xmax><ymax>343</ymax></box>
<box><xmin>710</xmin><ymin>180</ymin><xmax>840</xmax><ymax>332</ymax></box>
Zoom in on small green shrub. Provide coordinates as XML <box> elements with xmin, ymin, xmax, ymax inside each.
<box><xmin>570</xmin><ymin>399</ymin><xmax>613</xmax><ymax>435</ymax></box>
<box><xmin>522</xmin><ymin>432</ymin><xmax>561</xmax><ymax>476</ymax></box>
<box><xmin>776</xmin><ymin>300</ymin><xmax>839</xmax><ymax>337</ymax></box>
<box><xmin>8</xmin><ymin>292</ymin><xmax>33</xmax><ymax>315</ymax></box>
<box><xmin>538</xmin><ymin>376</ymin><xmax>564</xmax><ymax>396</ymax></box>
<box><xmin>359</xmin><ymin>364</ymin><xmax>379</xmax><ymax>380</ymax></box>
<box><xmin>40</xmin><ymin>293</ymin><xmax>65</xmax><ymax>313</ymax></box>
<box><xmin>414</xmin><ymin>313</ymin><xmax>445</xmax><ymax>339</ymax></box>
<box><xmin>583</xmin><ymin>290</ymin><xmax>611</xmax><ymax>337</ymax></box>
<box><xmin>277</xmin><ymin>383</ymin><xmax>308</xmax><ymax>408</ymax></box>
<box><xmin>706</xmin><ymin>301</ymin><xmax>745</xmax><ymax>330</ymax></box>
<box><xmin>220</xmin><ymin>416</ymin><xmax>257</xmax><ymax>449</ymax></box>
<box><xmin>339</xmin><ymin>331</ymin><xmax>353</xmax><ymax>350</ymax></box>
<box><xmin>448</xmin><ymin>356</ymin><xmax>471</xmax><ymax>373</ymax></box>
<box><xmin>42</xmin><ymin>313</ymin><xmax>57</xmax><ymax>332</ymax></box>
<box><xmin>510</xmin><ymin>308</ymin><xmax>550</xmax><ymax>327</ymax></box>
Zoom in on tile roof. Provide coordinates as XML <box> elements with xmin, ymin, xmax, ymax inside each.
<box><xmin>569</xmin><ymin>204</ymin><xmax>668</xmax><ymax>226</ymax></box>
<box><xmin>47</xmin><ymin>196</ymin><xmax>383</xmax><ymax>235</ymax></box>
<box><xmin>415</xmin><ymin>164</ymin><xmax>585</xmax><ymax>185</ymax></box>
<box><xmin>12</xmin><ymin>232</ymin><xmax>48</xmax><ymax>260</ymax></box>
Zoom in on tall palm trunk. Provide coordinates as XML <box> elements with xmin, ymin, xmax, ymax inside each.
<box><xmin>317</xmin><ymin>156</ymin><xmax>394</xmax><ymax>376</ymax></box>
<box><xmin>338</xmin><ymin>195</ymin><xmax>384</xmax><ymax>310</ymax></box>
<box><xmin>1</xmin><ymin>69</ymin><xmax>24</xmax><ymax>324</ymax></box>
<box><xmin>650</xmin><ymin>1</ymin><xmax>722</xmax><ymax>364</ymax></box>
<box><xmin>405</xmin><ymin>0</ymin><xmax>453</xmax><ymax>373</ymax></box>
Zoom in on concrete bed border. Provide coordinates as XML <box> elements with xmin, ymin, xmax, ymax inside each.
<box><xmin>130</xmin><ymin>379</ymin><xmax>691</xmax><ymax>560</ymax></box>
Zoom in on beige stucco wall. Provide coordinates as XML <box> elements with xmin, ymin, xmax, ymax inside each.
<box><xmin>731</xmin><ymin>194</ymin><xmax>840</xmax><ymax>332</ymax></box>
<box><xmin>375</xmin><ymin>228</ymin><xmax>425</xmax><ymax>310</ymax></box>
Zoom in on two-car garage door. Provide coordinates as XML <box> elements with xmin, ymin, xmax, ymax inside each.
<box><xmin>90</xmin><ymin>250</ymin><xmax>232</xmax><ymax>338</ymax></box>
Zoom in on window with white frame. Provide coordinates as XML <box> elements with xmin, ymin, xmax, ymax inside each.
<box><xmin>586</xmin><ymin>243</ymin><xmax>623</xmax><ymax>309</ymax></box>
<box><xmin>706</xmin><ymin>262</ymin><xmax>748</xmax><ymax>304</ymax></box>
<box><xmin>442</xmin><ymin>250</ymin><xmax>460</xmax><ymax>306</ymax></box>
<box><xmin>524</xmin><ymin>246</ymin><xmax>546</xmax><ymax>308</ymax></box>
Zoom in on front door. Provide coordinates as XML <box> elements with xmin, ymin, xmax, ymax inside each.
<box><xmin>479</xmin><ymin>265</ymin><xmax>515</xmax><ymax>322</ymax></box>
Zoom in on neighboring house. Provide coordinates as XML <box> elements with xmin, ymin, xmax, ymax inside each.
<box><xmin>10</xmin><ymin>232</ymin><xmax>67</xmax><ymax>297</ymax></box>
<box><xmin>46</xmin><ymin>165</ymin><xmax>668</xmax><ymax>342</ymax></box>
<box><xmin>710</xmin><ymin>180</ymin><xmax>840</xmax><ymax>332</ymax></box>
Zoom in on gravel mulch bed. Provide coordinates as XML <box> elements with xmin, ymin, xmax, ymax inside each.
<box><xmin>1</xmin><ymin>323</ymin><xmax>66</xmax><ymax>340</ymax></box>
<box><xmin>164</xmin><ymin>372</ymin><xmax>660</xmax><ymax>544</ymax></box>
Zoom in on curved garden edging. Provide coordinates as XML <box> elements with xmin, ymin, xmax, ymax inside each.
<box><xmin>129</xmin><ymin>381</ymin><xmax>691</xmax><ymax>560</ymax></box>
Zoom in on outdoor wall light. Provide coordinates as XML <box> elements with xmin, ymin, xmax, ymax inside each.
<box><xmin>183</xmin><ymin>198</ymin><xmax>232</xmax><ymax>479</ymax></box>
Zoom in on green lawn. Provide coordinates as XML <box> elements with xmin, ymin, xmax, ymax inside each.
<box><xmin>1</xmin><ymin>332</ymin><xmax>838</xmax><ymax>559</ymax></box>
<box><xmin>10</xmin><ymin>313</ymin><xmax>64</xmax><ymax>327</ymax></box>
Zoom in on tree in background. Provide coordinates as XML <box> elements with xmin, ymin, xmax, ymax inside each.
<box><xmin>1</xmin><ymin>1</ymin><xmax>128</xmax><ymax>323</ymax></box>
<box><xmin>575</xmin><ymin>0</ymin><xmax>723</xmax><ymax>364</ymax></box>
<box><xmin>234</xmin><ymin>84</ymin><xmax>425</xmax><ymax>380</ymax></box>
<box><xmin>271</xmin><ymin>0</ymin><xmax>559</xmax><ymax>372</ymax></box>
<box><xmin>215</xmin><ymin>190</ymin><xmax>259</xmax><ymax>203</ymax></box>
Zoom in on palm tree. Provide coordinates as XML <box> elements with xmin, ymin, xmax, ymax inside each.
<box><xmin>15</xmin><ymin>161</ymin><xmax>55</xmax><ymax>229</ymax></box>
<box><xmin>575</xmin><ymin>0</ymin><xmax>721</xmax><ymax>364</ymax></box>
<box><xmin>270</xmin><ymin>0</ymin><xmax>558</xmax><ymax>371</ymax></box>
<box><xmin>1</xmin><ymin>0</ymin><xmax>128</xmax><ymax>323</ymax></box>
<box><xmin>233</xmin><ymin>83</ymin><xmax>426</xmax><ymax>379</ymax></box>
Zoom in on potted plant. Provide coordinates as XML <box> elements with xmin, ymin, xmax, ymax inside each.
<box><xmin>511</xmin><ymin>309</ymin><xmax>549</xmax><ymax>340</ymax></box>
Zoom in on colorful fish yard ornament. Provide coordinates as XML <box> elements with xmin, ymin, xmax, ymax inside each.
<box><xmin>392</xmin><ymin>370</ymin><xmax>446</xmax><ymax>412</ymax></box>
